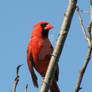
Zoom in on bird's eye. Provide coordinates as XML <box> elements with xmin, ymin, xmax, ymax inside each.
<box><xmin>40</xmin><ymin>23</ymin><xmax>48</xmax><ymax>28</ymax></box>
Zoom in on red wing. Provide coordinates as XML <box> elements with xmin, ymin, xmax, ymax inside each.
<box><xmin>27</xmin><ymin>43</ymin><xmax>38</xmax><ymax>88</ymax></box>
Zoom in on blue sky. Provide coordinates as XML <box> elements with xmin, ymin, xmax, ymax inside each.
<box><xmin>0</xmin><ymin>0</ymin><xmax>92</xmax><ymax>92</ymax></box>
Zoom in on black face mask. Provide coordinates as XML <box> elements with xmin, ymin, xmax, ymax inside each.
<box><xmin>40</xmin><ymin>23</ymin><xmax>49</xmax><ymax>38</ymax></box>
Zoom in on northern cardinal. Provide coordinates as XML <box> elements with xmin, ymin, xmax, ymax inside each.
<box><xmin>27</xmin><ymin>22</ymin><xmax>60</xmax><ymax>92</ymax></box>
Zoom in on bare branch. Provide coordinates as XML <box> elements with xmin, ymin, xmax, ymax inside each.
<box><xmin>11</xmin><ymin>64</ymin><xmax>23</xmax><ymax>92</ymax></box>
<box><xmin>40</xmin><ymin>0</ymin><xmax>78</xmax><ymax>92</ymax></box>
<box><xmin>25</xmin><ymin>84</ymin><xmax>28</xmax><ymax>92</ymax></box>
<box><xmin>74</xmin><ymin>3</ymin><xmax>92</xmax><ymax>92</ymax></box>
<box><xmin>74</xmin><ymin>43</ymin><xmax>92</xmax><ymax>92</ymax></box>
<box><xmin>76</xmin><ymin>6</ymin><xmax>90</xmax><ymax>45</ymax></box>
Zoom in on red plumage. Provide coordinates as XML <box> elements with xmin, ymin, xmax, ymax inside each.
<box><xmin>27</xmin><ymin>22</ymin><xmax>60</xmax><ymax>92</ymax></box>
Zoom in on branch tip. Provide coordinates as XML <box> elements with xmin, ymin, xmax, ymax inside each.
<box><xmin>25</xmin><ymin>84</ymin><xmax>28</xmax><ymax>92</ymax></box>
<box><xmin>16</xmin><ymin>64</ymin><xmax>23</xmax><ymax>74</ymax></box>
<box><xmin>11</xmin><ymin>64</ymin><xmax>23</xmax><ymax>92</ymax></box>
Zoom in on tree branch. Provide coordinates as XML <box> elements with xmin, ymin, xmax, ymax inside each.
<box><xmin>40</xmin><ymin>0</ymin><xmax>77</xmax><ymax>92</ymax></box>
<box><xmin>76</xmin><ymin>5</ymin><xmax>90</xmax><ymax>45</ymax></box>
<box><xmin>74</xmin><ymin>43</ymin><xmax>92</xmax><ymax>92</ymax></box>
<box><xmin>74</xmin><ymin>2</ymin><xmax>92</xmax><ymax>92</ymax></box>
<box><xmin>11</xmin><ymin>64</ymin><xmax>23</xmax><ymax>92</ymax></box>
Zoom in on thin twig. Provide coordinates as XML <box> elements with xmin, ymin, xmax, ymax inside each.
<box><xmin>76</xmin><ymin>5</ymin><xmax>90</xmax><ymax>45</ymax></box>
<box><xmin>80</xmin><ymin>10</ymin><xmax>90</xmax><ymax>15</ymax></box>
<box><xmin>74</xmin><ymin>43</ymin><xmax>92</xmax><ymax>92</ymax></box>
<box><xmin>75</xmin><ymin>5</ymin><xmax>92</xmax><ymax>92</ymax></box>
<box><xmin>11</xmin><ymin>64</ymin><xmax>23</xmax><ymax>92</ymax></box>
<box><xmin>25</xmin><ymin>84</ymin><xmax>28</xmax><ymax>92</ymax></box>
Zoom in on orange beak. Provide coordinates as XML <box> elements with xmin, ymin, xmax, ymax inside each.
<box><xmin>44</xmin><ymin>24</ymin><xmax>53</xmax><ymax>30</ymax></box>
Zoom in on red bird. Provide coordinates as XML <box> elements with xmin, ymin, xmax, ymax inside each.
<box><xmin>27</xmin><ymin>22</ymin><xmax>60</xmax><ymax>92</ymax></box>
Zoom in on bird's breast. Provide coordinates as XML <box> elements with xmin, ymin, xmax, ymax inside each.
<box><xmin>38</xmin><ymin>38</ymin><xmax>52</xmax><ymax>61</ymax></box>
<box><xmin>35</xmin><ymin>38</ymin><xmax>52</xmax><ymax>76</ymax></box>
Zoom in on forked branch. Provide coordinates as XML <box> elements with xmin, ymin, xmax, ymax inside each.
<box><xmin>11</xmin><ymin>64</ymin><xmax>23</xmax><ymax>92</ymax></box>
